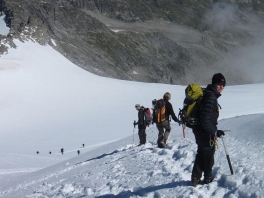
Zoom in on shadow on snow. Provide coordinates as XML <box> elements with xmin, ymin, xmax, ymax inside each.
<box><xmin>95</xmin><ymin>180</ymin><xmax>190</xmax><ymax>198</ymax></box>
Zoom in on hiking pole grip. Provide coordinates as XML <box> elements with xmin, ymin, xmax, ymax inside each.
<box><xmin>132</xmin><ymin>120</ymin><xmax>136</xmax><ymax>148</ymax></box>
<box><xmin>221</xmin><ymin>136</ymin><xmax>234</xmax><ymax>175</ymax></box>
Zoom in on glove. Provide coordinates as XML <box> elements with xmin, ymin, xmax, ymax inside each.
<box><xmin>216</xmin><ymin>130</ymin><xmax>225</xmax><ymax>138</ymax></box>
<box><xmin>133</xmin><ymin>121</ymin><xmax>138</xmax><ymax>127</ymax></box>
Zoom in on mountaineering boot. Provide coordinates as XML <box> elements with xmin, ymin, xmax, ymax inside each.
<box><xmin>137</xmin><ymin>143</ymin><xmax>145</xmax><ymax>146</ymax></box>
<box><xmin>164</xmin><ymin>139</ymin><xmax>167</xmax><ymax>145</ymax></box>
<box><xmin>158</xmin><ymin>139</ymin><xmax>166</xmax><ymax>148</ymax></box>
<box><xmin>203</xmin><ymin>177</ymin><xmax>213</xmax><ymax>184</ymax></box>
<box><xmin>158</xmin><ymin>142</ymin><xmax>165</xmax><ymax>148</ymax></box>
<box><xmin>191</xmin><ymin>177</ymin><xmax>200</xmax><ymax>187</ymax></box>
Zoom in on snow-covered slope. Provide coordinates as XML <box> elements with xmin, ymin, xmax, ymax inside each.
<box><xmin>1</xmin><ymin>115</ymin><xmax>264</xmax><ymax>198</ymax></box>
<box><xmin>0</xmin><ymin>41</ymin><xmax>264</xmax><ymax>197</ymax></box>
<box><xmin>0</xmin><ymin>40</ymin><xmax>184</xmax><ymax>173</ymax></box>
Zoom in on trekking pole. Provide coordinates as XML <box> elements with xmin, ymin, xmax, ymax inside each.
<box><xmin>182</xmin><ymin>123</ymin><xmax>186</xmax><ymax>138</ymax></box>
<box><xmin>221</xmin><ymin>136</ymin><xmax>234</xmax><ymax>175</ymax></box>
<box><xmin>132</xmin><ymin>121</ymin><xmax>136</xmax><ymax>148</ymax></box>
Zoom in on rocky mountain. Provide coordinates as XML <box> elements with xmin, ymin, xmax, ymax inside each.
<box><xmin>1</xmin><ymin>0</ymin><xmax>264</xmax><ymax>85</ymax></box>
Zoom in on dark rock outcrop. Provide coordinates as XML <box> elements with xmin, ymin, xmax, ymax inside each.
<box><xmin>0</xmin><ymin>0</ymin><xmax>264</xmax><ymax>85</ymax></box>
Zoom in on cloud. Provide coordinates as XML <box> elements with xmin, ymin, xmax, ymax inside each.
<box><xmin>203</xmin><ymin>2</ymin><xmax>239</xmax><ymax>32</ymax></box>
<box><xmin>202</xmin><ymin>2</ymin><xmax>264</xmax><ymax>83</ymax></box>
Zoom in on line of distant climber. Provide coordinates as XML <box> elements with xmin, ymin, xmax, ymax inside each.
<box><xmin>36</xmin><ymin>143</ymin><xmax>85</xmax><ymax>155</ymax></box>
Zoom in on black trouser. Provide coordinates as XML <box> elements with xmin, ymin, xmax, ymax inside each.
<box><xmin>138</xmin><ymin>127</ymin><xmax>146</xmax><ymax>144</ymax></box>
<box><xmin>156</xmin><ymin>120</ymin><xmax>171</xmax><ymax>147</ymax></box>
<box><xmin>192</xmin><ymin>129</ymin><xmax>216</xmax><ymax>179</ymax></box>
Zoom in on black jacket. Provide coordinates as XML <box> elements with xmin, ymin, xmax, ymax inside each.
<box><xmin>137</xmin><ymin>107</ymin><xmax>146</xmax><ymax>129</ymax></box>
<box><xmin>164</xmin><ymin>100</ymin><xmax>178</xmax><ymax>122</ymax></box>
<box><xmin>199</xmin><ymin>84</ymin><xmax>221</xmax><ymax>135</ymax></box>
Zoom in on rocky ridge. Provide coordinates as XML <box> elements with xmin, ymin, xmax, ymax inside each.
<box><xmin>1</xmin><ymin>0</ymin><xmax>264</xmax><ymax>85</ymax></box>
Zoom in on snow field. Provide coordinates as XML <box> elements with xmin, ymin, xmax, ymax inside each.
<box><xmin>1</xmin><ymin>115</ymin><xmax>263</xmax><ymax>198</ymax></box>
<box><xmin>0</xmin><ymin>39</ymin><xmax>264</xmax><ymax>198</ymax></box>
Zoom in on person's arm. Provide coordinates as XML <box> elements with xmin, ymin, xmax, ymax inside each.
<box><xmin>167</xmin><ymin>102</ymin><xmax>178</xmax><ymax>122</ymax></box>
<box><xmin>138</xmin><ymin>110</ymin><xmax>145</xmax><ymax>126</ymax></box>
<box><xmin>200</xmin><ymin>95</ymin><xmax>218</xmax><ymax>135</ymax></box>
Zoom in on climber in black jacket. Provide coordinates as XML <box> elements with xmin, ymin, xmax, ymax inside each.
<box><xmin>191</xmin><ymin>73</ymin><xmax>226</xmax><ymax>187</ymax></box>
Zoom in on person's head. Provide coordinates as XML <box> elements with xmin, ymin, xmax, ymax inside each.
<box><xmin>212</xmin><ymin>73</ymin><xmax>226</xmax><ymax>94</ymax></box>
<box><xmin>163</xmin><ymin>92</ymin><xmax>171</xmax><ymax>100</ymax></box>
<box><xmin>135</xmin><ymin>104</ymin><xmax>140</xmax><ymax>110</ymax></box>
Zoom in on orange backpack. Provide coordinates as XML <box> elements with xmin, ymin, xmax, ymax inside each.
<box><xmin>153</xmin><ymin>99</ymin><xmax>166</xmax><ymax>123</ymax></box>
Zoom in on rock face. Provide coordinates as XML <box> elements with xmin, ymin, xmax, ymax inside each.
<box><xmin>1</xmin><ymin>0</ymin><xmax>264</xmax><ymax>85</ymax></box>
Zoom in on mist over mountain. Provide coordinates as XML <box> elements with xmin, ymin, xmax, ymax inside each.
<box><xmin>1</xmin><ymin>0</ymin><xmax>264</xmax><ymax>85</ymax></box>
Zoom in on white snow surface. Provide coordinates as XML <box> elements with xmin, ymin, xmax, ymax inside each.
<box><xmin>0</xmin><ymin>40</ymin><xmax>264</xmax><ymax>197</ymax></box>
<box><xmin>0</xmin><ymin>15</ymin><xmax>10</xmax><ymax>36</ymax></box>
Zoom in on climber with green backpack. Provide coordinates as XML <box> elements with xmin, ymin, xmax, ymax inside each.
<box><xmin>179</xmin><ymin>73</ymin><xmax>226</xmax><ymax>187</ymax></box>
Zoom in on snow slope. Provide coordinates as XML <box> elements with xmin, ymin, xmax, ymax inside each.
<box><xmin>0</xmin><ymin>40</ymin><xmax>264</xmax><ymax>197</ymax></box>
<box><xmin>0</xmin><ymin>40</ymin><xmax>185</xmax><ymax>173</ymax></box>
<box><xmin>1</xmin><ymin>115</ymin><xmax>264</xmax><ymax>198</ymax></box>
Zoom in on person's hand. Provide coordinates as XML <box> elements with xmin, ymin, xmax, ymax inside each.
<box><xmin>177</xmin><ymin>120</ymin><xmax>182</xmax><ymax>125</ymax></box>
<box><xmin>180</xmin><ymin>113</ymin><xmax>186</xmax><ymax>123</ymax></box>
<box><xmin>216</xmin><ymin>130</ymin><xmax>225</xmax><ymax>137</ymax></box>
<box><xmin>133</xmin><ymin>121</ymin><xmax>137</xmax><ymax>127</ymax></box>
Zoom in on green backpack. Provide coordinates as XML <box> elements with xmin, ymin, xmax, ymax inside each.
<box><xmin>180</xmin><ymin>84</ymin><xmax>205</xmax><ymax>128</ymax></box>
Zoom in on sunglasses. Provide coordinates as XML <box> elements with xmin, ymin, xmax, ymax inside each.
<box><xmin>217</xmin><ymin>83</ymin><xmax>226</xmax><ymax>87</ymax></box>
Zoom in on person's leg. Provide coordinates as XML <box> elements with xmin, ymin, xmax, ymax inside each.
<box><xmin>156</xmin><ymin>124</ymin><xmax>165</xmax><ymax>148</ymax></box>
<box><xmin>143</xmin><ymin>129</ymin><xmax>146</xmax><ymax>144</ymax></box>
<box><xmin>192</xmin><ymin>146</ymin><xmax>204</xmax><ymax>179</ymax></box>
<box><xmin>163</xmin><ymin>121</ymin><xmax>171</xmax><ymax>144</ymax></box>
<box><xmin>203</xmin><ymin>145</ymin><xmax>215</xmax><ymax>183</ymax></box>
<box><xmin>191</xmin><ymin>129</ymin><xmax>204</xmax><ymax>186</ymax></box>
<box><xmin>138</xmin><ymin>128</ymin><xmax>143</xmax><ymax>145</ymax></box>
<box><xmin>138</xmin><ymin>127</ymin><xmax>146</xmax><ymax>145</ymax></box>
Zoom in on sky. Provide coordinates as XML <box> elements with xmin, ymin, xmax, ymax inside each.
<box><xmin>0</xmin><ymin>40</ymin><xmax>263</xmax><ymax>197</ymax></box>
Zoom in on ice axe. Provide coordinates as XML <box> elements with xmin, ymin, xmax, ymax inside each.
<box><xmin>178</xmin><ymin>108</ymin><xmax>186</xmax><ymax>138</ymax></box>
<box><xmin>220</xmin><ymin>133</ymin><xmax>234</xmax><ymax>175</ymax></box>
